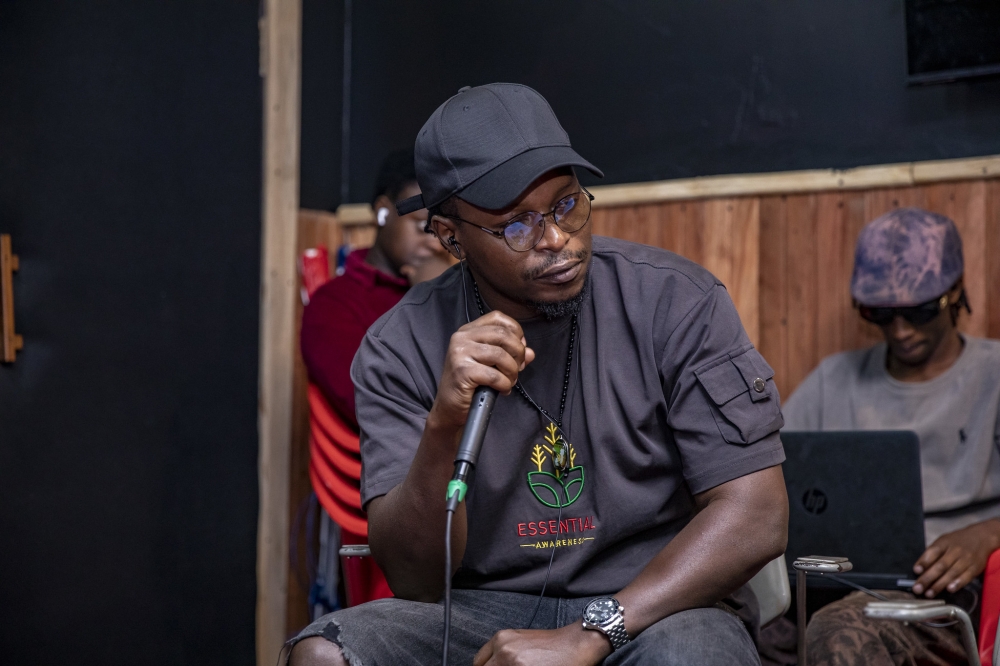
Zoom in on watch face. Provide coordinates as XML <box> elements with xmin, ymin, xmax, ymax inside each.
<box><xmin>584</xmin><ymin>598</ymin><xmax>618</xmax><ymax>624</ymax></box>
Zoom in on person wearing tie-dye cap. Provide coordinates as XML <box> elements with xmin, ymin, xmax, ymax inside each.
<box><xmin>783</xmin><ymin>208</ymin><xmax>1000</xmax><ymax>665</ymax></box>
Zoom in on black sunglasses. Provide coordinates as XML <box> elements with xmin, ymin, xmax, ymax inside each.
<box><xmin>857</xmin><ymin>295</ymin><xmax>949</xmax><ymax>327</ymax></box>
<box><xmin>445</xmin><ymin>188</ymin><xmax>594</xmax><ymax>252</ymax></box>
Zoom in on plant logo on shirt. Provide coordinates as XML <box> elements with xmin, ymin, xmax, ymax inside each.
<box><xmin>527</xmin><ymin>423</ymin><xmax>585</xmax><ymax>508</ymax></box>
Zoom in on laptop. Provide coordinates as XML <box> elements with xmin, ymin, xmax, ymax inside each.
<box><xmin>781</xmin><ymin>430</ymin><xmax>926</xmax><ymax>590</ymax></box>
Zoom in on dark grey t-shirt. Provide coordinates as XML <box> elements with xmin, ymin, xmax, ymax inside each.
<box><xmin>352</xmin><ymin>236</ymin><xmax>785</xmax><ymax>597</ymax></box>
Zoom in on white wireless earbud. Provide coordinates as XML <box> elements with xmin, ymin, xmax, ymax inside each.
<box><xmin>377</xmin><ymin>207</ymin><xmax>390</xmax><ymax>227</ymax></box>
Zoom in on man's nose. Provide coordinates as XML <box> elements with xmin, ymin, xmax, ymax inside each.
<box><xmin>533</xmin><ymin>215</ymin><xmax>571</xmax><ymax>253</ymax></box>
<box><xmin>887</xmin><ymin>316</ymin><xmax>916</xmax><ymax>339</ymax></box>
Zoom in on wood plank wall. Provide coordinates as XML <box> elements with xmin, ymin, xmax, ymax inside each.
<box><xmin>591</xmin><ymin>178</ymin><xmax>1000</xmax><ymax>399</ymax></box>
<box><xmin>285</xmin><ymin>174</ymin><xmax>1000</xmax><ymax>633</ymax></box>
<box><xmin>285</xmin><ymin>211</ymin><xmax>375</xmax><ymax>634</ymax></box>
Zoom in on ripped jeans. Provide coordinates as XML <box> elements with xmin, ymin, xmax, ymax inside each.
<box><xmin>285</xmin><ymin>589</ymin><xmax>759</xmax><ymax>665</ymax></box>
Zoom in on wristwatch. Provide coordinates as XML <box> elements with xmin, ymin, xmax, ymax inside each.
<box><xmin>581</xmin><ymin>597</ymin><xmax>630</xmax><ymax>651</ymax></box>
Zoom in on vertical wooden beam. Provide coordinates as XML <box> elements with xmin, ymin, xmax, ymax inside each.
<box><xmin>257</xmin><ymin>0</ymin><xmax>301</xmax><ymax>664</ymax></box>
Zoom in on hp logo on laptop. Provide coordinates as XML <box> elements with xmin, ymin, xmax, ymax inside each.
<box><xmin>801</xmin><ymin>488</ymin><xmax>828</xmax><ymax>515</ymax></box>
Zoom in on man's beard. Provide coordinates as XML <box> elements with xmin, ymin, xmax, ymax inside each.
<box><xmin>526</xmin><ymin>271</ymin><xmax>591</xmax><ymax>321</ymax></box>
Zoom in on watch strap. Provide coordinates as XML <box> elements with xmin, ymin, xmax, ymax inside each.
<box><xmin>603</xmin><ymin>616</ymin><xmax>630</xmax><ymax>651</ymax></box>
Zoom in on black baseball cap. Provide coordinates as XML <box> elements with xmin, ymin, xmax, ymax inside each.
<box><xmin>395</xmin><ymin>83</ymin><xmax>603</xmax><ymax>215</ymax></box>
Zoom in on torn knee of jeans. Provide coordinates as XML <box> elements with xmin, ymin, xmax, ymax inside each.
<box><xmin>286</xmin><ymin>620</ymin><xmax>362</xmax><ymax>666</ymax></box>
<box><xmin>319</xmin><ymin>620</ymin><xmax>362</xmax><ymax>666</ymax></box>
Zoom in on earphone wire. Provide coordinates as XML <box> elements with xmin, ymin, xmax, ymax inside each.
<box><xmin>461</xmin><ymin>260</ymin><xmax>472</xmax><ymax>326</ymax></box>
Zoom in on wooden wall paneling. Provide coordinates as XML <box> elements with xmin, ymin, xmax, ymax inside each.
<box><xmin>286</xmin><ymin>288</ymin><xmax>312</xmax><ymax>634</ymax></box>
<box><xmin>758</xmin><ymin>196</ymin><xmax>790</xmax><ymax>399</ymax></box>
<box><xmin>700</xmin><ymin>198</ymin><xmax>735</xmax><ymax>295</ymax></box>
<box><xmin>699</xmin><ymin>198</ymin><xmax>760</xmax><ymax>346</ymax></box>
<box><xmin>924</xmin><ymin>182</ymin><xmax>988</xmax><ymax>337</ymax></box>
<box><xmin>728</xmin><ymin>198</ymin><xmax>760</xmax><ymax>347</ymax></box>
<box><xmin>605</xmin><ymin>205</ymin><xmax>643</xmax><ymax>245</ymax></box>
<box><xmin>284</xmin><ymin>210</ymin><xmax>342</xmax><ymax>635</ymax></box>
<box><xmin>783</xmin><ymin>194</ymin><xmax>820</xmax><ymax>397</ymax></box>
<box><xmin>862</xmin><ymin>186</ymin><xmax>926</xmax><ymax>222</ymax></box>
<box><xmin>840</xmin><ymin>193</ymin><xmax>882</xmax><ymax>353</ymax></box>
<box><xmin>677</xmin><ymin>201</ymin><xmax>707</xmax><ymax>267</ymax></box>
<box><xmin>813</xmin><ymin>193</ymin><xmax>849</xmax><ymax>360</ymax></box>
<box><xmin>589</xmin><ymin>206</ymin><xmax>619</xmax><ymax>239</ymax></box>
<box><xmin>659</xmin><ymin>201</ymin><xmax>686</xmax><ymax>256</ymax></box>
<box><xmin>987</xmin><ymin>181</ymin><xmax>1000</xmax><ymax>339</ymax></box>
<box><xmin>343</xmin><ymin>223</ymin><xmax>376</xmax><ymax>250</ymax></box>
<box><xmin>633</xmin><ymin>203</ymin><xmax>665</xmax><ymax>250</ymax></box>
<box><xmin>298</xmin><ymin>209</ymin><xmax>344</xmax><ymax>257</ymax></box>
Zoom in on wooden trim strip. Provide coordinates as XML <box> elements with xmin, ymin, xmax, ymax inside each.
<box><xmin>1</xmin><ymin>234</ymin><xmax>23</xmax><ymax>363</ymax></box>
<box><xmin>590</xmin><ymin>154</ymin><xmax>1000</xmax><ymax>207</ymax></box>
<box><xmin>333</xmin><ymin>154</ymin><xmax>1000</xmax><ymax>220</ymax></box>
<box><xmin>257</xmin><ymin>0</ymin><xmax>302</xmax><ymax>664</ymax></box>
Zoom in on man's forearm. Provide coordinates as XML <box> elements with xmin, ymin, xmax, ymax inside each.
<box><xmin>367</xmin><ymin>413</ymin><xmax>468</xmax><ymax>601</ymax></box>
<box><xmin>616</xmin><ymin>465</ymin><xmax>789</xmax><ymax>637</ymax></box>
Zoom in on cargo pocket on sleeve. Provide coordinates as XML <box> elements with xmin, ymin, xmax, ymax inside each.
<box><xmin>694</xmin><ymin>346</ymin><xmax>784</xmax><ymax>445</ymax></box>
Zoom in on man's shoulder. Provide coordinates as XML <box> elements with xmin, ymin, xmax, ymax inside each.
<box><xmin>302</xmin><ymin>272</ymin><xmax>368</xmax><ymax>326</ymax></box>
<box><xmin>966</xmin><ymin>336</ymin><xmax>1000</xmax><ymax>362</ymax></box>
<box><xmin>366</xmin><ymin>264</ymin><xmax>462</xmax><ymax>341</ymax></box>
<box><xmin>590</xmin><ymin>236</ymin><xmax>721</xmax><ymax>295</ymax></box>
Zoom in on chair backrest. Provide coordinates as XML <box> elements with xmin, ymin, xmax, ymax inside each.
<box><xmin>747</xmin><ymin>556</ymin><xmax>792</xmax><ymax>627</ymax></box>
<box><xmin>307</xmin><ymin>382</ymin><xmax>368</xmax><ymax>537</ymax></box>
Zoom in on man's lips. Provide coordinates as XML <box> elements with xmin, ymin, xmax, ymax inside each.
<box><xmin>894</xmin><ymin>340</ymin><xmax>926</xmax><ymax>356</ymax></box>
<box><xmin>534</xmin><ymin>260</ymin><xmax>583</xmax><ymax>284</ymax></box>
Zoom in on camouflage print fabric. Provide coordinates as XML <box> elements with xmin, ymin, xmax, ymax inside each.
<box><xmin>850</xmin><ymin>208</ymin><xmax>964</xmax><ymax>307</ymax></box>
<box><xmin>806</xmin><ymin>591</ymin><xmax>967</xmax><ymax>666</ymax></box>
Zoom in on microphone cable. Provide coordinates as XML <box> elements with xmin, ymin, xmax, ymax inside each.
<box><xmin>443</xmin><ymin>506</ymin><xmax>456</xmax><ymax>666</ymax></box>
<box><xmin>441</xmin><ymin>263</ymin><xmax>570</xmax><ymax>665</ymax></box>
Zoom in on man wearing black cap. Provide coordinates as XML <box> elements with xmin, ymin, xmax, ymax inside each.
<box><xmin>287</xmin><ymin>83</ymin><xmax>789</xmax><ymax>666</ymax></box>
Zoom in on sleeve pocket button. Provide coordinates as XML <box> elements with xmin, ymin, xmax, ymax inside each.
<box><xmin>753</xmin><ymin>377</ymin><xmax>766</xmax><ymax>393</ymax></box>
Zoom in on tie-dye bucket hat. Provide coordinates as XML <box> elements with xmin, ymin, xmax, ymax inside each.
<box><xmin>850</xmin><ymin>208</ymin><xmax>964</xmax><ymax>307</ymax></box>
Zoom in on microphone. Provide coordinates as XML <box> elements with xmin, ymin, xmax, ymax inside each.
<box><xmin>445</xmin><ymin>386</ymin><xmax>499</xmax><ymax>511</ymax></box>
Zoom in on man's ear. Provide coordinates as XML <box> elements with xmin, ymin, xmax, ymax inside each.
<box><xmin>373</xmin><ymin>194</ymin><xmax>395</xmax><ymax>229</ymax></box>
<box><xmin>430</xmin><ymin>215</ymin><xmax>462</xmax><ymax>259</ymax></box>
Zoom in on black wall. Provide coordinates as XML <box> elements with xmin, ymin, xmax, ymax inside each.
<box><xmin>301</xmin><ymin>0</ymin><xmax>1000</xmax><ymax>211</ymax></box>
<box><xmin>0</xmin><ymin>2</ymin><xmax>261</xmax><ymax>663</ymax></box>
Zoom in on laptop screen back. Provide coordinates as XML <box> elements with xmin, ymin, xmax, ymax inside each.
<box><xmin>781</xmin><ymin>430</ymin><xmax>925</xmax><ymax>580</ymax></box>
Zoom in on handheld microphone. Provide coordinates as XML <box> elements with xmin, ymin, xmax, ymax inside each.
<box><xmin>445</xmin><ymin>385</ymin><xmax>499</xmax><ymax>511</ymax></box>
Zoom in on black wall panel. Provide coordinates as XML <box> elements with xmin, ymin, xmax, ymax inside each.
<box><xmin>0</xmin><ymin>2</ymin><xmax>261</xmax><ymax>663</ymax></box>
<box><xmin>301</xmin><ymin>0</ymin><xmax>1000</xmax><ymax>211</ymax></box>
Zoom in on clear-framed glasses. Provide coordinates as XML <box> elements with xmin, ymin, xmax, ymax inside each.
<box><xmin>447</xmin><ymin>187</ymin><xmax>594</xmax><ymax>252</ymax></box>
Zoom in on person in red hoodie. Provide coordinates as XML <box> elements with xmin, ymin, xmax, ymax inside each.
<box><xmin>302</xmin><ymin>149</ymin><xmax>453</xmax><ymax>431</ymax></box>
<box><xmin>301</xmin><ymin>150</ymin><xmax>453</xmax><ymax>610</ymax></box>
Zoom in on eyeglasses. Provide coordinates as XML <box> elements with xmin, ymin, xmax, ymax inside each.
<box><xmin>857</xmin><ymin>295</ymin><xmax>949</xmax><ymax>326</ymax></box>
<box><xmin>446</xmin><ymin>188</ymin><xmax>594</xmax><ymax>252</ymax></box>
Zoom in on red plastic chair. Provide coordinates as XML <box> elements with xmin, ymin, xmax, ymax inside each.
<box><xmin>307</xmin><ymin>382</ymin><xmax>392</xmax><ymax>607</ymax></box>
<box><xmin>980</xmin><ymin>549</ymin><xmax>1000</xmax><ymax>666</ymax></box>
